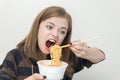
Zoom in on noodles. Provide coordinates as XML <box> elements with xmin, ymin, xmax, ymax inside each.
<box><xmin>50</xmin><ymin>45</ymin><xmax>62</xmax><ymax>66</ymax></box>
<box><xmin>50</xmin><ymin>44</ymin><xmax>70</xmax><ymax>66</ymax></box>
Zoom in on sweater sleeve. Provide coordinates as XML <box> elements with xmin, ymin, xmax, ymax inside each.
<box><xmin>0</xmin><ymin>50</ymin><xmax>18</xmax><ymax>80</ymax></box>
<box><xmin>73</xmin><ymin>58</ymin><xmax>93</xmax><ymax>73</ymax></box>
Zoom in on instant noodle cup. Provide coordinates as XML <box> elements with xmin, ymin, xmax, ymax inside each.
<box><xmin>37</xmin><ymin>60</ymin><xmax>68</xmax><ymax>80</ymax></box>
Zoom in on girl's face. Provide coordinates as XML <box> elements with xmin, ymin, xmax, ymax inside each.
<box><xmin>38</xmin><ymin>17</ymin><xmax>68</xmax><ymax>54</ymax></box>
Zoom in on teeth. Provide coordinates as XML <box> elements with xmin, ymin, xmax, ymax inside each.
<box><xmin>49</xmin><ymin>39</ymin><xmax>55</xmax><ymax>43</ymax></box>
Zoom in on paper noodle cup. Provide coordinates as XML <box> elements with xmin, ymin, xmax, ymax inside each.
<box><xmin>37</xmin><ymin>60</ymin><xmax>68</xmax><ymax>80</ymax></box>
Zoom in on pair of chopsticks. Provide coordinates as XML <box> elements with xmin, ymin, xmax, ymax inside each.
<box><xmin>60</xmin><ymin>43</ymin><xmax>72</xmax><ymax>48</ymax></box>
<box><xmin>60</xmin><ymin>36</ymin><xmax>99</xmax><ymax>48</ymax></box>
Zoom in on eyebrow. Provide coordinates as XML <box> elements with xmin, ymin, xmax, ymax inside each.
<box><xmin>48</xmin><ymin>22</ymin><xmax>55</xmax><ymax>26</ymax></box>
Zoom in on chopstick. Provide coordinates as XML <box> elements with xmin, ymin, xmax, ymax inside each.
<box><xmin>60</xmin><ymin>43</ymin><xmax>72</xmax><ymax>48</ymax></box>
<box><xmin>60</xmin><ymin>36</ymin><xmax>99</xmax><ymax>48</ymax></box>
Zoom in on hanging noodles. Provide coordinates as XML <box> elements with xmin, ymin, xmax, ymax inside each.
<box><xmin>50</xmin><ymin>44</ymin><xmax>71</xmax><ymax>66</ymax></box>
<box><xmin>50</xmin><ymin>45</ymin><xmax>62</xmax><ymax>66</ymax></box>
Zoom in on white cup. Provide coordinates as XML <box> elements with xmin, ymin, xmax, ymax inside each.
<box><xmin>37</xmin><ymin>60</ymin><xmax>68</xmax><ymax>80</ymax></box>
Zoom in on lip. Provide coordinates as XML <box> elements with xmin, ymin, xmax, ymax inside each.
<box><xmin>45</xmin><ymin>46</ymin><xmax>50</xmax><ymax>51</ymax></box>
<box><xmin>44</xmin><ymin>44</ymin><xmax>50</xmax><ymax>53</ymax></box>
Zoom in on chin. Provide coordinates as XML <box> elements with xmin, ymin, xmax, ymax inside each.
<box><xmin>44</xmin><ymin>52</ymin><xmax>50</xmax><ymax>54</ymax></box>
<box><xmin>42</xmin><ymin>50</ymin><xmax>50</xmax><ymax>54</ymax></box>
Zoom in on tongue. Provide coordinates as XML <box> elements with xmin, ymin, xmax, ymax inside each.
<box><xmin>46</xmin><ymin>41</ymin><xmax>54</xmax><ymax>48</ymax></box>
<box><xmin>46</xmin><ymin>42</ymin><xmax>51</xmax><ymax>48</ymax></box>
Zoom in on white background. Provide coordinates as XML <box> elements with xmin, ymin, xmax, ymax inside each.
<box><xmin>0</xmin><ymin>0</ymin><xmax>120</xmax><ymax>80</ymax></box>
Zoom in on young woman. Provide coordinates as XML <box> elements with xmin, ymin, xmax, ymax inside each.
<box><xmin>0</xmin><ymin>6</ymin><xmax>105</xmax><ymax>80</ymax></box>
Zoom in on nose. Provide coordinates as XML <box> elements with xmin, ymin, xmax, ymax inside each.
<box><xmin>51</xmin><ymin>30</ymin><xmax>59</xmax><ymax>38</ymax></box>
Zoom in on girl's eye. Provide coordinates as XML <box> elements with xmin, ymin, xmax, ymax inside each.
<box><xmin>46</xmin><ymin>25</ymin><xmax>53</xmax><ymax>30</ymax></box>
<box><xmin>60</xmin><ymin>30</ymin><xmax>66</xmax><ymax>35</ymax></box>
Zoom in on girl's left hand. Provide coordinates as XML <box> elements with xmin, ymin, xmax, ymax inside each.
<box><xmin>70</xmin><ymin>40</ymin><xmax>88</xmax><ymax>57</ymax></box>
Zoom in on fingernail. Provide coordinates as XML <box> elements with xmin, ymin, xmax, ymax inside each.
<box><xmin>43</xmin><ymin>75</ymin><xmax>47</xmax><ymax>79</ymax></box>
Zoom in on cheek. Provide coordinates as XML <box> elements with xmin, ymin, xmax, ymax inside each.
<box><xmin>58</xmin><ymin>35</ymin><xmax>66</xmax><ymax>44</ymax></box>
<box><xmin>38</xmin><ymin>29</ymin><xmax>46</xmax><ymax>45</ymax></box>
<box><xmin>38</xmin><ymin>27</ymin><xmax>47</xmax><ymax>39</ymax></box>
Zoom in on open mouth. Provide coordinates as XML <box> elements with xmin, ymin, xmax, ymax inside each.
<box><xmin>46</xmin><ymin>40</ymin><xmax>55</xmax><ymax>48</ymax></box>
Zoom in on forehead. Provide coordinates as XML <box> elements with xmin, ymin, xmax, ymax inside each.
<box><xmin>44</xmin><ymin>17</ymin><xmax>68</xmax><ymax>27</ymax></box>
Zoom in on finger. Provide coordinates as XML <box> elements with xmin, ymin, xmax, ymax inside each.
<box><xmin>71</xmin><ymin>45</ymin><xmax>86</xmax><ymax>51</ymax></box>
<box><xmin>33</xmin><ymin>73</ymin><xmax>47</xmax><ymax>80</ymax></box>
<box><xmin>82</xmin><ymin>41</ymin><xmax>87</xmax><ymax>46</ymax></box>
<box><xmin>70</xmin><ymin>47</ymin><xmax>85</xmax><ymax>57</ymax></box>
<box><xmin>71</xmin><ymin>40</ymin><xmax>81</xmax><ymax>46</ymax></box>
<box><xmin>76</xmin><ymin>51</ymin><xmax>85</xmax><ymax>57</ymax></box>
<box><xmin>71</xmin><ymin>41</ymin><xmax>87</xmax><ymax>48</ymax></box>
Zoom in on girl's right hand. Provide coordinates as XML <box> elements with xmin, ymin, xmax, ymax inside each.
<box><xmin>24</xmin><ymin>73</ymin><xmax>47</xmax><ymax>80</ymax></box>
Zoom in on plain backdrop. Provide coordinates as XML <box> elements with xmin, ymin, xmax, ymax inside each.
<box><xmin>0</xmin><ymin>0</ymin><xmax>120</xmax><ymax>80</ymax></box>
